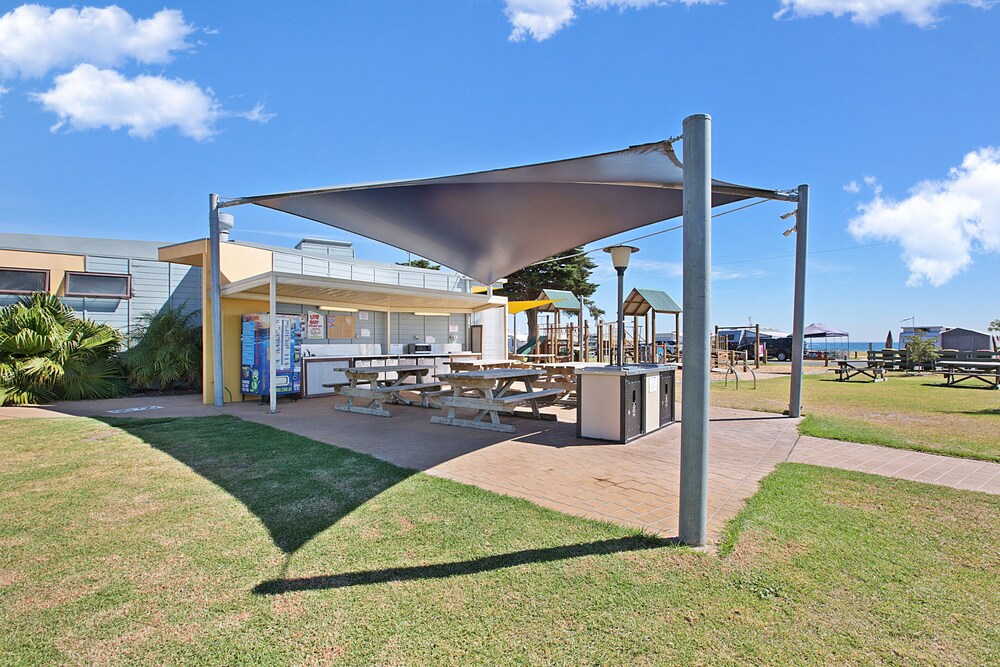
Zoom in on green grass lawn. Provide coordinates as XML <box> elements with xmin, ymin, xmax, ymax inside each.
<box><xmin>709</xmin><ymin>373</ymin><xmax>1000</xmax><ymax>462</ymax></box>
<box><xmin>2</xmin><ymin>416</ymin><xmax>998</xmax><ymax>665</ymax></box>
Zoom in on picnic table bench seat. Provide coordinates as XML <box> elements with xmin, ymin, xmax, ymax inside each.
<box><xmin>432</xmin><ymin>369</ymin><xmax>566</xmax><ymax>433</ymax></box>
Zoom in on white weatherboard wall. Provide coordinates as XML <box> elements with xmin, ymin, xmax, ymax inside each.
<box><xmin>473</xmin><ymin>307</ymin><xmax>506</xmax><ymax>360</ymax></box>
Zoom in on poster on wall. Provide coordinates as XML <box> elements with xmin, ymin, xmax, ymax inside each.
<box><xmin>358</xmin><ymin>311</ymin><xmax>369</xmax><ymax>321</ymax></box>
<box><xmin>306</xmin><ymin>311</ymin><xmax>324</xmax><ymax>339</ymax></box>
<box><xmin>449</xmin><ymin>324</ymin><xmax>459</xmax><ymax>333</ymax></box>
<box><xmin>326</xmin><ymin>313</ymin><xmax>356</xmax><ymax>339</ymax></box>
<box><xmin>360</xmin><ymin>328</ymin><xmax>371</xmax><ymax>338</ymax></box>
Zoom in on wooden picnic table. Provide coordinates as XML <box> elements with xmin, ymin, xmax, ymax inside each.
<box><xmin>432</xmin><ymin>369</ymin><xmax>565</xmax><ymax>433</ymax></box>
<box><xmin>937</xmin><ymin>360</ymin><xmax>1000</xmax><ymax>389</ymax></box>
<box><xmin>325</xmin><ymin>365</ymin><xmax>444</xmax><ymax>417</ymax></box>
<box><xmin>835</xmin><ymin>360</ymin><xmax>885</xmax><ymax>382</ymax></box>
<box><xmin>528</xmin><ymin>362</ymin><xmax>591</xmax><ymax>401</ymax></box>
<box><xmin>449</xmin><ymin>358</ymin><xmax>516</xmax><ymax>371</ymax></box>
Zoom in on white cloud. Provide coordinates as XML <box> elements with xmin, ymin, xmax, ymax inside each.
<box><xmin>773</xmin><ymin>0</ymin><xmax>995</xmax><ymax>27</ymax></box>
<box><xmin>843</xmin><ymin>180</ymin><xmax>860</xmax><ymax>193</ymax></box>
<box><xmin>848</xmin><ymin>147</ymin><xmax>1000</xmax><ymax>286</ymax></box>
<box><xmin>0</xmin><ymin>4</ymin><xmax>192</xmax><ymax>79</ymax></box>
<box><xmin>504</xmin><ymin>0</ymin><xmax>719</xmax><ymax>41</ymax></box>
<box><xmin>32</xmin><ymin>64</ymin><xmax>272</xmax><ymax>140</ymax></box>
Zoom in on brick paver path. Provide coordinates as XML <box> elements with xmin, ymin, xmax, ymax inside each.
<box><xmin>788</xmin><ymin>435</ymin><xmax>1000</xmax><ymax>493</ymax></box>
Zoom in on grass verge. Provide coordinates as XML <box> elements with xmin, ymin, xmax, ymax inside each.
<box><xmin>1</xmin><ymin>416</ymin><xmax>998</xmax><ymax>665</ymax></box>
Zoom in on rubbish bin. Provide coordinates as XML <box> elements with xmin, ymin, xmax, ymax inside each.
<box><xmin>577</xmin><ymin>364</ymin><xmax>677</xmax><ymax>443</ymax></box>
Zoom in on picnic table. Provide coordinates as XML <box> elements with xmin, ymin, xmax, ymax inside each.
<box><xmin>529</xmin><ymin>362</ymin><xmax>592</xmax><ymax>401</ymax></box>
<box><xmin>937</xmin><ymin>360</ymin><xmax>1000</xmax><ymax>389</ymax></box>
<box><xmin>449</xmin><ymin>358</ymin><xmax>516</xmax><ymax>371</ymax></box>
<box><xmin>835</xmin><ymin>360</ymin><xmax>885</xmax><ymax>382</ymax></box>
<box><xmin>326</xmin><ymin>365</ymin><xmax>444</xmax><ymax>417</ymax></box>
<box><xmin>431</xmin><ymin>369</ymin><xmax>565</xmax><ymax>433</ymax></box>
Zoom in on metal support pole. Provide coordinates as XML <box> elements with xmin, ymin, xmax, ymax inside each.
<box><xmin>789</xmin><ymin>184</ymin><xmax>809</xmax><ymax>418</ymax></box>
<box><xmin>616</xmin><ymin>268</ymin><xmax>626</xmax><ymax>366</ymax></box>
<box><xmin>209</xmin><ymin>194</ymin><xmax>224</xmax><ymax>407</ymax></box>
<box><xmin>268</xmin><ymin>274</ymin><xmax>278</xmax><ymax>414</ymax></box>
<box><xmin>679</xmin><ymin>113</ymin><xmax>711</xmax><ymax>546</ymax></box>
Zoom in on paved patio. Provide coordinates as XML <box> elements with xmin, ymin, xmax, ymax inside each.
<box><xmin>3</xmin><ymin>392</ymin><xmax>997</xmax><ymax>541</ymax></box>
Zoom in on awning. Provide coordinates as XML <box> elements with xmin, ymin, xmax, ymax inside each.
<box><xmin>220</xmin><ymin>272</ymin><xmax>502</xmax><ymax>312</ymax></box>
<box><xmin>225</xmin><ymin>141</ymin><xmax>789</xmax><ymax>285</ymax></box>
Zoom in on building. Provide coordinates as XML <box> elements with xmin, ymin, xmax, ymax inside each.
<box><xmin>158</xmin><ymin>234</ymin><xmax>507</xmax><ymax>404</ymax></box>
<box><xmin>2</xmin><ymin>231</ymin><xmax>509</xmax><ymax>405</ymax></box>
<box><xmin>940</xmin><ymin>327</ymin><xmax>993</xmax><ymax>352</ymax></box>
<box><xmin>0</xmin><ymin>232</ymin><xmax>201</xmax><ymax>337</ymax></box>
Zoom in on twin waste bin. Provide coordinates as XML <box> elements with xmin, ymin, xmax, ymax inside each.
<box><xmin>576</xmin><ymin>364</ymin><xmax>677</xmax><ymax>443</ymax></box>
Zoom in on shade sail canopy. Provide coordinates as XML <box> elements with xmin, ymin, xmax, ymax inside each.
<box><xmin>804</xmin><ymin>323</ymin><xmax>849</xmax><ymax>338</ymax></box>
<box><xmin>229</xmin><ymin>141</ymin><xmax>788</xmax><ymax>285</ymax></box>
<box><xmin>508</xmin><ymin>299</ymin><xmax>556</xmax><ymax>315</ymax></box>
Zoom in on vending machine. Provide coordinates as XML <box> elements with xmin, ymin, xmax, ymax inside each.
<box><xmin>240</xmin><ymin>313</ymin><xmax>302</xmax><ymax>401</ymax></box>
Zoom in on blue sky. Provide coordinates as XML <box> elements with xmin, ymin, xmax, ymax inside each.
<box><xmin>1</xmin><ymin>1</ymin><xmax>998</xmax><ymax>340</ymax></box>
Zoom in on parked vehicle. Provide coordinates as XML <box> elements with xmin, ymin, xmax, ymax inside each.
<box><xmin>765</xmin><ymin>336</ymin><xmax>794</xmax><ymax>361</ymax></box>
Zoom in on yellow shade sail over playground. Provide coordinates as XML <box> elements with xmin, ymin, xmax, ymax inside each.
<box><xmin>508</xmin><ymin>299</ymin><xmax>557</xmax><ymax>315</ymax></box>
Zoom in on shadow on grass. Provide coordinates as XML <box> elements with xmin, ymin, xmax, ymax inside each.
<box><xmin>102</xmin><ymin>415</ymin><xmax>414</xmax><ymax>555</ymax></box>
<box><xmin>253</xmin><ymin>535</ymin><xmax>678</xmax><ymax>594</ymax></box>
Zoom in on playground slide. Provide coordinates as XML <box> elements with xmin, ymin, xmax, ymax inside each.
<box><xmin>516</xmin><ymin>335</ymin><xmax>548</xmax><ymax>355</ymax></box>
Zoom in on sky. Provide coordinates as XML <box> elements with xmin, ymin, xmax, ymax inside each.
<box><xmin>0</xmin><ymin>0</ymin><xmax>998</xmax><ymax>341</ymax></box>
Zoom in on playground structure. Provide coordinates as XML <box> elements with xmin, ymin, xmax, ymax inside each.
<box><xmin>593</xmin><ymin>288</ymin><xmax>682</xmax><ymax>364</ymax></box>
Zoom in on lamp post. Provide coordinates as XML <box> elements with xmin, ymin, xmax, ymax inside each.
<box><xmin>604</xmin><ymin>245</ymin><xmax>639</xmax><ymax>366</ymax></box>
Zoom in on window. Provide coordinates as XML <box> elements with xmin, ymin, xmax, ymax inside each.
<box><xmin>0</xmin><ymin>267</ymin><xmax>50</xmax><ymax>294</ymax></box>
<box><xmin>64</xmin><ymin>272</ymin><xmax>131</xmax><ymax>299</ymax></box>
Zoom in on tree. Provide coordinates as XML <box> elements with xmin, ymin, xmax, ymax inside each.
<box><xmin>989</xmin><ymin>319</ymin><xmax>1000</xmax><ymax>332</ymax></box>
<box><xmin>396</xmin><ymin>258</ymin><xmax>440</xmax><ymax>271</ymax></box>
<box><xmin>0</xmin><ymin>293</ymin><xmax>126</xmax><ymax>405</ymax></box>
<box><xmin>499</xmin><ymin>246</ymin><xmax>599</xmax><ymax>343</ymax></box>
<box><xmin>904</xmin><ymin>335</ymin><xmax>939</xmax><ymax>369</ymax></box>
<box><xmin>123</xmin><ymin>304</ymin><xmax>202</xmax><ymax>391</ymax></box>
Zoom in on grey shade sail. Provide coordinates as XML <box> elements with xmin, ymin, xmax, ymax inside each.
<box><xmin>230</xmin><ymin>141</ymin><xmax>788</xmax><ymax>285</ymax></box>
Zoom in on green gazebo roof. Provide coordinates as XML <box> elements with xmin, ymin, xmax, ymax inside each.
<box><xmin>535</xmin><ymin>289</ymin><xmax>582</xmax><ymax>311</ymax></box>
<box><xmin>622</xmin><ymin>288</ymin><xmax>682</xmax><ymax>316</ymax></box>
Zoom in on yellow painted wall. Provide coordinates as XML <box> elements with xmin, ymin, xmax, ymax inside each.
<box><xmin>198</xmin><ymin>243</ymin><xmax>275</xmax><ymax>404</ymax></box>
<box><xmin>0</xmin><ymin>249</ymin><xmax>86</xmax><ymax>294</ymax></box>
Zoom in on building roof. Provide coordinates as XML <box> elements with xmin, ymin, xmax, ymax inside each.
<box><xmin>622</xmin><ymin>288</ymin><xmax>682</xmax><ymax>316</ymax></box>
<box><xmin>535</xmin><ymin>289</ymin><xmax>581</xmax><ymax>311</ymax></box>
<box><xmin>0</xmin><ymin>231</ymin><xmax>168</xmax><ymax>260</ymax></box>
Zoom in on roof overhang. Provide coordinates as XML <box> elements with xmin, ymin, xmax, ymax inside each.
<box><xmin>220</xmin><ymin>271</ymin><xmax>504</xmax><ymax>313</ymax></box>
<box><xmin>221</xmin><ymin>140</ymin><xmax>795</xmax><ymax>284</ymax></box>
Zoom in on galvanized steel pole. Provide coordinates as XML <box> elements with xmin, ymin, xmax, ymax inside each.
<box><xmin>616</xmin><ymin>268</ymin><xmax>626</xmax><ymax>366</ymax></box>
<box><xmin>679</xmin><ymin>114</ymin><xmax>711</xmax><ymax>546</ymax></box>
<box><xmin>789</xmin><ymin>184</ymin><xmax>809</xmax><ymax>418</ymax></box>
<box><xmin>269</xmin><ymin>274</ymin><xmax>278</xmax><ymax>414</ymax></box>
<box><xmin>209</xmin><ymin>194</ymin><xmax>224</xmax><ymax>407</ymax></box>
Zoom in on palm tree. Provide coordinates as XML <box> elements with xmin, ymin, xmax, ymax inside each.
<box><xmin>0</xmin><ymin>293</ymin><xmax>126</xmax><ymax>405</ymax></box>
<box><xmin>123</xmin><ymin>303</ymin><xmax>201</xmax><ymax>390</ymax></box>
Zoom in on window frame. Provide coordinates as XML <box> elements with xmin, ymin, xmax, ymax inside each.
<box><xmin>0</xmin><ymin>267</ymin><xmax>51</xmax><ymax>295</ymax></box>
<box><xmin>64</xmin><ymin>271</ymin><xmax>132</xmax><ymax>299</ymax></box>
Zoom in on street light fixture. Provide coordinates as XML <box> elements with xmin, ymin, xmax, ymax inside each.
<box><xmin>603</xmin><ymin>245</ymin><xmax>639</xmax><ymax>366</ymax></box>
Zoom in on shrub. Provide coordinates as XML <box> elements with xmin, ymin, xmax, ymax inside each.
<box><xmin>123</xmin><ymin>303</ymin><xmax>201</xmax><ymax>391</ymax></box>
<box><xmin>905</xmin><ymin>336</ymin><xmax>939</xmax><ymax>366</ymax></box>
<box><xmin>0</xmin><ymin>293</ymin><xmax>126</xmax><ymax>405</ymax></box>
